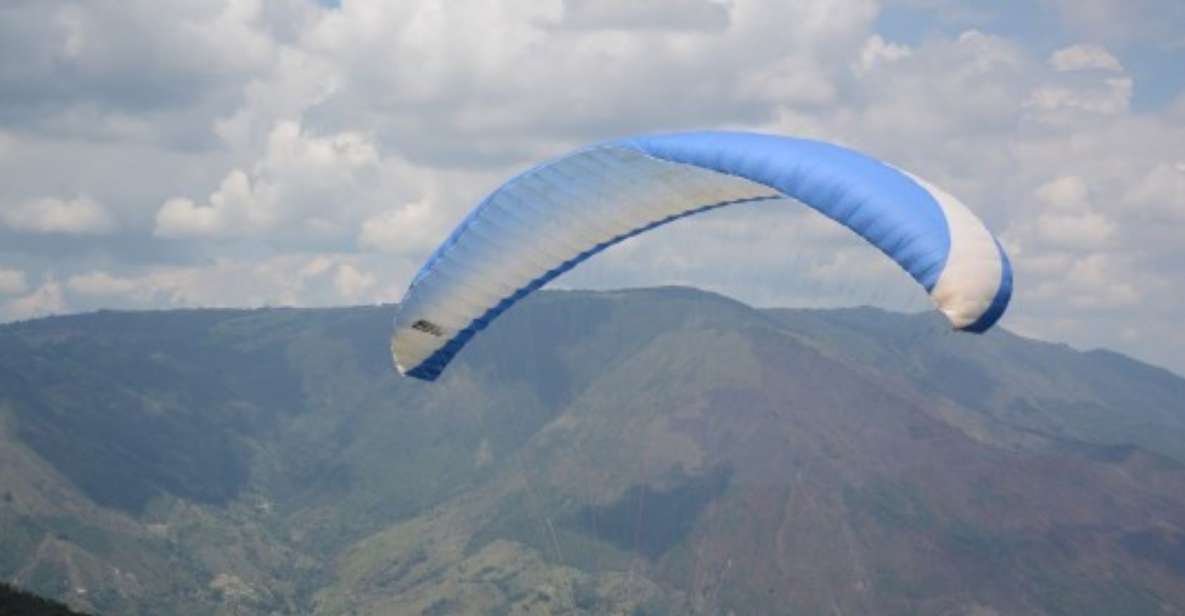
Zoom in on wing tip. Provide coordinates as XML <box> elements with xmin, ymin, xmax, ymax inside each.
<box><xmin>404</xmin><ymin>364</ymin><xmax>442</xmax><ymax>381</ymax></box>
<box><xmin>955</xmin><ymin>244</ymin><xmax>1014</xmax><ymax>334</ymax></box>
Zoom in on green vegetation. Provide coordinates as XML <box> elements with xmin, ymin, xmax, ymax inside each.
<box><xmin>0</xmin><ymin>583</ymin><xmax>90</xmax><ymax>616</ymax></box>
<box><xmin>844</xmin><ymin>479</ymin><xmax>935</xmax><ymax>532</ymax></box>
<box><xmin>1</xmin><ymin>289</ymin><xmax>1184</xmax><ymax>614</ymax></box>
<box><xmin>1123</xmin><ymin>528</ymin><xmax>1185</xmax><ymax>575</ymax></box>
<box><xmin>569</xmin><ymin>465</ymin><xmax>731</xmax><ymax>559</ymax></box>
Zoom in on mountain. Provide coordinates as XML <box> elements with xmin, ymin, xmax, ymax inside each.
<box><xmin>0</xmin><ymin>582</ymin><xmax>91</xmax><ymax>616</ymax></box>
<box><xmin>1</xmin><ymin>287</ymin><xmax>1184</xmax><ymax>615</ymax></box>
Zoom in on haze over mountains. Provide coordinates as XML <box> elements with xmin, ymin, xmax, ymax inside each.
<box><xmin>2</xmin><ymin>287</ymin><xmax>1184</xmax><ymax>615</ymax></box>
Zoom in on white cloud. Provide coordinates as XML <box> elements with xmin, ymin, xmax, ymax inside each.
<box><xmin>1047</xmin><ymin>0</ymin><xmax>1185</xmax><ymax>47</ymax></box>
<box><xmin>333</xmin><ymin>263</ymin><xmax>376</xmax><ymax>301</ymax></box>
<box><xmin>853</xmin><ymin>34</ymin><xmax>911</xmax><ymax>75</ymax></box>
<box><xmin>357</xmin><ymin>200</ymin><xmax>442</xmax><ymax>255</ymax></box>
<box><xmin>66</xmin><ymin>271</ymin><xmax>140</xmax><ymax>296</ymax></box>
<box><xmin>1026</xmin><ymin>77</ymin><xmax>1132</xmax><ymax>116</ymax></box>
<box><xmin>3</xmin><ymin>280</ymin><xmax>67</xmax><ymax>321</ymax></box>
<box><xmin>1036</xmin><ymin>211</ymin><xmax>1115</xmax><ymax>248</ymax></box>
<box><xmin>154</xmin><ymin>120</ymin><xmax>379</xmax><ymax>238</ymax></box>
<box><xmin>289</xmin><ymin>0</ymin><xmax>878</xmax><ymax>164</ymax></box>
<box><xmin>213</xmin><ymin>46</ymin><xmax>340</xmax><ymax>152</ymax></box>
<box><xmin>1035</xmin><ymin>175</ymin><xmax>1090</xmax><ymax>209</ymax></box>
<box><xmin>1</xmin><ymin>195</ymin><xmax>117</xmax><ymax>235</ymax></box>
<box><xmin>1125</xmin><ymin>162</ymin><xmax>1185</xmax><ymax>222</ymax></box>
<box><xmin>1050</xmin><ymin>44</ymin><xmax>1123</xmax><ymax>72</ymax></box>
<box><xmin>1064</xmin><ymin>254</ymin><xmax>1141</xmax><ymax>309</ymax></box>
<box><xmin>0</xmin><ymin>268</ymin><xmax>28</xmax><ymax>296</ymax></box>
<box><xmin>557</xmin><ymin>0</ymin><xmax>731</xmax><ymax>32</ymax></box>
<box><xmin>154</xmin><ymin>170</ymin><xmax>255</xmax><ymax>237</ymax></box>
<box><xmin>1029</xmin><ymin>176</ymin><xmax>1114</xmax><ymax>248</ymax></box>
<box><xmin>0</xmin><ymin>0</ymin><xmax>293</xmax><ymax>149</ymax></box>
<box><xmin>1</xmin><ymin>0</ymin><xmax>1184</xmax><ymax>374</ymax></box>
<box><xmin>299</xmin><ymin>255</ymin><xmax>335</xmax><ymax>278</ymax></box>
<box><xmin>50</xmin><ymin>255</ymin><xmax>410</xmax><ymax>314</ymax></box>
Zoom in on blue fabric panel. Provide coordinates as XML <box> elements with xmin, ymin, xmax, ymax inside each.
<box><xmin>399</xmin><ymin>131</ymin><xmax>1001</xmax><ymax>381</ymax></box>
<box><xmin>616</xmin><ymin>132</ymin><xmax>952</xmax><ymax>291</ymax></box>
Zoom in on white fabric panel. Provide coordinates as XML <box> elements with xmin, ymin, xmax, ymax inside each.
<box><xmin>909</xmin><ymin>173</ymin><xmax>1005</xmax><ymax>329</ymax></box>
<box><xmin>391</xmin><ymin>146</ymin><xmax>780</xmax><ymax>374</ymax></box>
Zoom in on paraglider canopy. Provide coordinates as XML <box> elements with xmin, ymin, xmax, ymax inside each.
<box><xmin>391</xmin><ymin>131</ymin><xmax>1012</xmax><ymax>381</ymax></box>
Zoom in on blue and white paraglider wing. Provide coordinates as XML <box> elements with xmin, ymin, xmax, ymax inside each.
<box><xmin>391</xmin><ymin>131</ymin><xmax>1012</xmax><ymax>381</ymax></box>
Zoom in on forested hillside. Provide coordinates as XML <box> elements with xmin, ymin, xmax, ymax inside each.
<box><xmin>2</xmin><ymin>288</ymin><xmax>1183</xmax><ymax>614</ymax></box>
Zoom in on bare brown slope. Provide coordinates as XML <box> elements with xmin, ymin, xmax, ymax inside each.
<box><xmin>3</xmin><ymin>288</ymin><xmax>1185</xmax><ymax>615</ymax></box>
<box><xmin>325</xmin><ymin>291</ymin><xmax>1185</xmax><ymax>615</ymax></box>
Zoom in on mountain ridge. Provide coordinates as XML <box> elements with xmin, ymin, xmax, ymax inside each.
<box><xmin>2</xmin><ymin>287</ymin><xmax>1184</xmax><ymax>614</ymax></box>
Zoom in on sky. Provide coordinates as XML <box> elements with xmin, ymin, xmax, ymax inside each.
<box><xmin>1</xmin><ymin>0</ymin><xmax>1183</xmax><ymax>375</ymax></box>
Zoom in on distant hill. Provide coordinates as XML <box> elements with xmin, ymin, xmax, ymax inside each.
<box><xmin>0</xmin><ymin>583</ymin><xmax>90</xmax><ymax>616</ymax></box>
<box><xmin>1</xmin><ymin>287</ymin><xmax>1183</xmax><ymax>614</ymax></box>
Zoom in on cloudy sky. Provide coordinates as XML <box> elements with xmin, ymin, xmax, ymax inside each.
<box><xmin>2</xmin><ymin>0</ymin><xmax>1183</xmax><ymax>374</ymax></box>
